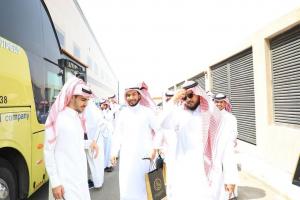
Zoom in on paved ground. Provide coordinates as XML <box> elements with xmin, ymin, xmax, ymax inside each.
<box><xmin>238</xmin><ymin>172</ymin><xmax>289</xmax><ymax>200</ymax></box>
<box><xmin>28</xmin><ymin>167</ymin><xmax>290</xmax><ymax>200</ymax></box>
<box><xmin>90</xmin><ymin>165</ymin><xmax>120</xmax><ymax>200</ymax></box>
<box><xmin>28</xmin><ymin>165</ymin><xmax>120</xmax><ymax>200</ymax></box>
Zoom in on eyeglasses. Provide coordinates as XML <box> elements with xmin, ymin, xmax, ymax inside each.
<box><xmin>182</xmin><ymin>92</ymin><xmax>194</xmax><ymax>101</ymax></box>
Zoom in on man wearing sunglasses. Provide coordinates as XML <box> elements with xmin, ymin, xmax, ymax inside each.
<box><xmin>159</xmin><ymin>80</ymin><xmax>238</xmax><ymax>200</ymax></box>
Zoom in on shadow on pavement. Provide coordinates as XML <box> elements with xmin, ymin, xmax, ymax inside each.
<box><xmin>238</xmin><ymin>186</ymin><xmax>266</xmax><ymax>199</ymax></box>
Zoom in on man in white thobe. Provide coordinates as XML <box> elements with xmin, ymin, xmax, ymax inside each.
<box><xmin>158</xmin><ymin>90</ymin><xmax>177</xmax><ymax>197</ymax></box>
<box><xmin>107</xmin><ymin>94</ymin><xmax>121</xmax><ymax>128</ymax></box>
<box><xmin>159</xmin><ymin>80</ymin><xmax>238</xmax><ymax>200</ymax></box>
<box><xmin>111</xmin><ymin>83</ymin><xmax>159</xmax><ymax>200</ymax></box>
<box><xmin>214</xmin><ymin>93</ymin><xmax>239</xmax><ymax>199</ymax></box>
<box><xmin>44</xmin><ymin>77</ymin><xmax>98</xmax><ymax>200</ymax></box>
<box><xmin>99</xmin><ymin>99</ymin><xmax>114</xmax><ymax>172</ymax></box>
<box><xmin>85</xmin><ymin>99</ymin><xmax>111</xmax><ymax>188</ymax></box>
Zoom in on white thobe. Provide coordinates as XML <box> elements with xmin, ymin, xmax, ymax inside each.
<box><xmin>85</xmin><ymin>100</ymin><xmax>111</xmax><ymax>188</ymax></box>
<box><xmin>44</xmin><ymin>107</ymin><xmax>90</xmax><ymax>200</ymax></box>
<box><xmin>110</xmin><ymin>102</ymin><xmax>121</xmax><ymax>128</ymax></box>
<box><xmin>158</xmin><ymin>102</ymin><xmax>179</xmax><ymax>197</ymax></box>
<box><xmin>102</xmin><ymin>108</ymin><xmax>114</xmax><ymax>168</ymax></box>
<box><xmin>112</xmin><ymin>104</ymin><xmax>159</xmax><ymax>200</ymax></box>
<box><xmin>160</xmin><ymin>106</ymin><xmax>213</xmax><ymax>200</ymax></box>
<box><xmin>212</xmin><ymin>109</ymin><xmax>239</xmax><ymax>200</ymax></box>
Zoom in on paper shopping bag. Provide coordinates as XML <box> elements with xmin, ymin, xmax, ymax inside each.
<box><xmin>145</xmin><ymin>168</ymin><xmax>167</xmax><ymax>200</ymax></box>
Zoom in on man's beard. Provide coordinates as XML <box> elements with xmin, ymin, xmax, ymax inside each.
<box><xmin>185</xmin><ymin>101</ymin><xmax>200</xmax><ymax>111</ymax></box>
<box><xmin>75</xmin><ymin>109</ymin><xmax>83</xmax><ymax>113</ymax></box>
<box><xmin>75</xmin><ymin>105</ymin><xmax>86</xmax><ymax>113</ymax></box>
<box><xmin>128</xmin><ymin>99</ymin><xmax>140</xmax><ymax>107</ymax></box>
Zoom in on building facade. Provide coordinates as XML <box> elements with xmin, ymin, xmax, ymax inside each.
<box><xmin>172</xmin><ymin>8</ymin><xmax>300</xmax><ymax>199</ymax></box>
<box><xmin>45</xmin><ymin>0</ymin><xmax>118</xmax><ymax>98</ymax></box>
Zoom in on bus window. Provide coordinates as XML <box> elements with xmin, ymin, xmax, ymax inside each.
<box><xmin>41</xmin><ymin>0</ymin><xmax>61</xmax><ymax>63</ymax></box>
<box><xmin>32</xmin><ymin>0</ymin><xmax>62</xmax><ymax>123</ymax></box>
<box><xmin>32</xmin><ymin>61</ymin><xmax>62</xmax><ymax>124</ymax></box>
<box><xmin>0</xmin><ymin>0</ymin><xmax>62</xmax><ymax>124</ymax></box>
<box><xmin>27</xmin><ymin>52</ymin><xmax>46</xmax><ymax>123</ymax></box>
<box><xmin>0</xmin><ymin>0</ymin><xmax>43</xmax><ymax>56</ymax></box>
<box><xmin>43</xmin><ymin>62</ymin><xmax>62</xmax><ymax>123</ymax></box>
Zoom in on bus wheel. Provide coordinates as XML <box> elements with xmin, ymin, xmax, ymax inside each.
<box><xmin>0</xmin><ymin>158</ymin><xmax>17</xmax><ymax>200</ymax></box>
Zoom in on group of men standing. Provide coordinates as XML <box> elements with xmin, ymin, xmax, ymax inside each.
<box><xmin>44</xmin><ymin>76</ymin><xmax>239</xmax><ymax>200</ymax></box>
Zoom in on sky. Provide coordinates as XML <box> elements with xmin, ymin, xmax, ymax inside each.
<box><xmin>77</xmin><ymin>0</ymin><xmax>300</xmax><ymax>97</ymax></box>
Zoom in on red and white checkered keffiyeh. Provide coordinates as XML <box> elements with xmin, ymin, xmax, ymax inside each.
<box><xmin>124</xmin><ymin>81</ymin><xmax>156</xmax><ymax>110</ymax></box>
<box><xmin>214</xmin><ymin>93</ymin><xmax>232</xmax><ymax>112</ymax></box>
<box><xmin>45</xmin><ymin>76</ymin><xmax>92</xmax><ymax>143</ymax></box>
<box><xmin>224</xmin><ymin>97</ymin><xmax>232</xmax><ymax>113</ymax></box>
<box><xmin>186</xmin><ymin>85</ymin><xmax>223</xmax><ymax>185</ymax></box>
<box><xmin>124</xmin><ymin>82</ymin><xmax>157</xmax><ymax>139</ymax></box>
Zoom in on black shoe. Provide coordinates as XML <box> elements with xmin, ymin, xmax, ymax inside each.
<box><xmin>88</xmin><ymin>179</ymin><xmax>94</xmax><ymax>189</ymax></box>
<box><xmin>105</xmin><ymin>166</ymin><xmax>113</xmax><ymax>172</ymax></box>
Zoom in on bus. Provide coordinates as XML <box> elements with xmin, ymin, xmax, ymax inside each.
<box><xmin>0</xmin><ymin>0</ymin><xmax>112</xmax><ymax>199</ymax></box>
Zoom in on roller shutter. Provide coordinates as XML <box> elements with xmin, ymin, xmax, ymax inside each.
<box><xmin>211</xmin><ymin>63</ymin><xmax>230</xmax><ymax>97</ymax></box>
<box><xmin>211</xmin><ymin>48</ymin><xmax>256</xmax><ymax>144</ymax></box>
<box><xmin>176</xmin><ymin>81</ymin><xmax>184</xmax><ymax>89</ymax></box>
<box><xmin>190</xmin><ymin>72</ymin><xmax>206</xmax><ymax>90</ymax></box>
<box><xmin>230</xmin><ymin>50</ymin><xmax>256</xmax><ymax>144</ymax></box>
<box><xmin>197</xmin><ymin>74</ymin><xmax>206</xmax><ymax>90</ymax></box>
<box><xmin>270</xmin><ymin>25</ymin><xmax>300</xmax><ymax>126</ymax></box>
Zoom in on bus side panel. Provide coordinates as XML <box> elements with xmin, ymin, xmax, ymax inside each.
<box><xmin>0</xmin><ymin>36</ymin><xmax>46</xmax><ymax>197</ymax></box>
<box><xmin>31</xmin><ymin>130</ymin><xmax>47</xmax><ymax>193</ymax></box>
<box><xmin>0</xmin><ymin>37</ymin><xmax>32</xmax><ymax>106</ymax></box>
<box><xmin>0</xmin><ymin>107</ymin><xmax>31</xmax><ymax>195</ymax></box>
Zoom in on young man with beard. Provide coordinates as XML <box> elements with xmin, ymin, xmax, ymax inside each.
<box><xmin>111</xmin><ymin>83</ymin><xmax>160</xmax><ymax>200</ymax></box>
<box><xmin>44</xmin><ymin>77</ymin><xmax>98</xmax><ymax>200</ymax></box>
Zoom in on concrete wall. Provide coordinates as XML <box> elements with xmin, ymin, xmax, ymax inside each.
<box><xmin>178</xmin><ymin>7</ymin><xmax>300</xmax><ymax>199</ymax></box>
<box><xmin>212</xmin><ymin>8</ymin><xmax>300</xmax><ymax>199</ymax></box>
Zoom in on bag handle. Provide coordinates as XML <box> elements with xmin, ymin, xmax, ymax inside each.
<box><xmin>142</xmin><ymin>157</ymin><xmax>155</xmax><ymax>172</ymax></box>
<box><xmin>228</xmin><ymin>192</ymin><xmax>237</xmax><ymax>200</ymax></box>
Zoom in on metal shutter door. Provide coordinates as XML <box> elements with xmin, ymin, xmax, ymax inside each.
<box><xmin>230</xmin><ymin>49</ymin><xmax>256</xmax><ymax>144</ymax></box>
<box><xmin>211</xmin><ymin>63</ymin><xmax>230</xmax><ymax>96</ymax></box>
<box><xmin>211</xmin><ymin>49</ymin><xmax>256</xmax><ymax>144</ymax></box>
<box><xmin>176</xmin><ymin>81</ymin><xmax>184</xmax><ymax>89</ymax></box>
<box><xmin>190</xmin><ymin>73</ymin><xmax>206</xmax><ymax>90</ymax></box>
<box><xmin>270</xmin><ymin>25</ymin><xmax>300</xmax><ymax>126</ymax></box>
<box><xmin>197</xmin><ymin>75</ymin><xmax>205</xmax><ymax>90</ymax></box>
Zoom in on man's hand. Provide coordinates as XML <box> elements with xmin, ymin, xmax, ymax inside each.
<box><xmin>52</xmin><ymin>185</ymin><xmax>64</xmax><ymax>199</ymax></box>
<box><xmin>111</xmin><ymin>156</ymin><xmax>118</xmax><ymax>166</ymax></box>
<box><xmin>172</xmin><ymin>89</ymin><xmax>186</xmax><ymax>104</ymax></box>
<box><xmin>225</xmin><ymin>184</ymin><xmax>236</xmax><ymax>197</ymax></box>
<box><xmin>149</xmin><ymin>149</ymin><xmax>157</xmax><ymax>161</ymax></box>
<box><xmin>90</xmin><ymin>140</ymin><xmax>99</xmax><ymax>158</ymax></box>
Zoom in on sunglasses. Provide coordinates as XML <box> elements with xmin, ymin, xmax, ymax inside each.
<box><xmin>182</xmin><ymin>92</ymin><xmax>194</xmax><ymax>101</ymax></box>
